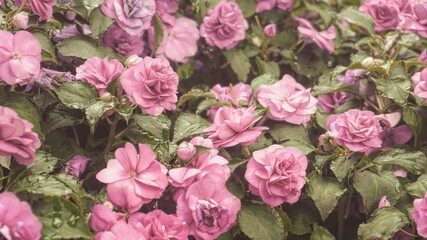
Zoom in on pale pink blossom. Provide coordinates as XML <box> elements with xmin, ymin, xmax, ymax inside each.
<box><xmin>207</xmin><ymin>83</ymin><xmax>252</xmax><ymax>120</ymax></box>
<box><xmin>256</xmin><ymin>0</ymin><xmax>294</xmax><ymax>12</ymax></box>
<box><xmin>12</xmin><ymin>12</ymin><xmax>29</xmax><ymax>29</ymax></box>
<box><xmin>317</xmin><ymin>91</ymin><xmax>354</xmax><ymax>113</ymax></box>
<box><xmin>412</xmin><ymin>68</ymin><xmax>427</xmax><ymax>102</ymax></box>
<box><xmin>65</xmin><ymin>155</ymin><xmax>90</xmax><ymax>178</ymax></box>
<box><xmin>297</xmin><ymin>18</ymin><xmax>336</xmax><ymax>53</ymax></box>
<box><xmin>14</xmin><ymin>0</ymin><xmax>56</xmax><ymax>20</ymax></box>
<box><xmin>90</xmin><ymin>204</ymin><xmax>126</xmax><ymax>232</ymax></box>
<box><xmin>177</xmin><ymin>142</ymin><xmax>197</xmax><ymax>161</ymax></box>
<box><xmin>359</xmin><ymin>0</ymin><xmax>401</xmax><ymax>32</ymax></box>
<box><xmin>95</xmin><ymin>220</ymin><xmax>148</xmax><ymax>240</ymax></box>
<box><xmin>412</xmin><ymin>192</ymin><xmax>427</xmax><ymax>238</ymax></box>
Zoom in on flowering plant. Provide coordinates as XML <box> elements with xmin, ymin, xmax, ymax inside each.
<box><xmin>1</xmin><ymin>0</ymin><xmax>427</xmax><ymax>239</ymax></box>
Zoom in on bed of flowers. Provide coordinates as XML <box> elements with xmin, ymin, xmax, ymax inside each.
<box><xmin>1</xmin><ymin>0</ymin><xmax>427</xmax><ymax>239</ymax></box>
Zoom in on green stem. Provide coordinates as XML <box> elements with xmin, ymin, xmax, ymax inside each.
<box><xmin>7</xmin><ymin>0</ymin><xmax>27</xmax><ymax>23</ymax></box>
<box><xmin>104</xmin><ymin>115</ymin><xmax>119</xmax><ymax>156</ymax></box>
<box><xmin>337</xmin><ymin>196</ymin><xmax>346</xmax><ymax>240</ymax></box>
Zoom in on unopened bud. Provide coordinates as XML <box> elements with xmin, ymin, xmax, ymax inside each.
<box><xmin>12</xmin><ymin>12</ymin><xmax>29</xmax><ymax>30</ymax></box>
<box><xmin>125</xmin><ymin>54</ymin><xmax>142</xmax><ymax>67</ymax></box>
<box><xmin>361</xmin><ymin>57</ymin><xmax>375</xmax><ymax>68</ymax></box>
<box><xmin>177</xmin><ymin>142</ymin><xmax>196</xmax><ymax>161</ymax></box>
<box><xmin>252</xmin><ymin>36</ymin><xmax>262</xmax><ymax>48</ymax></box>
<box><xmin>100</xmin><ymin>92</ymin><xmax>113</xmax><ymax>102</ymax></box>
<box><xmin>263</xmin><ymin>24</ymin><xmax>277</xmax><ymax>38</ymax></box>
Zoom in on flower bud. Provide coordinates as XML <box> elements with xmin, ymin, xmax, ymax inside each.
<box><xmin>12</xmin><ymin>12</ymin><xmax>29</xmax><ymax>30</ymax></box>
<box><xmin>252</xmin><ymin>36</ymin><xmax>262</xmax><ymax>47</ymax></box>
<box><xmin>65</xmin><ymin>155</ymin><xmax>90</xmax><ymax>178</ymax></box>
<box><xmin>177</xmin><ymin>142</ymin><xmax>196</xmax><ymax>161</ymax></box>
<box><xmin>361</xmin><ymin>57</ymin><xmax>376</xmax><ymax>68</ymax></box>
<box><xmin>65</xmin><ymin>11</ymin><xmax>76</xmax><ymax>21</ymax></box>
<box><xmin>100</xmin><ymin>92</ymin><xmax>113</xmax><ymax>102</ymax></box>
<box><xmin>90</xmin><ymin>204</ymin><xmax>125</xmax><ymax>232</ymax></box>
<box><xmin>81</xmin><ymin>24</ymin><xmax>92</xmax><ymax>35</ymax></box>
<box><xmin>125</xmin><ymin>54</ymin><xmax>142</xmax><ymax>67</ymax></box>
<box><xmin>263</xmin><ymin>24</ymin><xmax>277</xmax><ymax>38</ymax></box>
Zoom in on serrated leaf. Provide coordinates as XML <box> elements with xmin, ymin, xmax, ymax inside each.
<box><xmin>32</xmin><ymin>30</ymin><xmax>57</xmax><ymax>63</ymax></box>
<box><xmin>268</xmin><ymin>123</ymin><xmax>311</xmax><ymax>143</ymax></box>
<box><xmin>151</xmin><ymin>15</ymin><xmax>164</xmax><ymax>56</ymax></box>
<box><xmin>358</xmin><ymin>207</ymin><xmax>409</xmax><ymax>240</ymax></box>
<box><xmin>310</xmin><ymin>224</ymin><xmax>335</xmax><ymax>240</ymax></box>
<box><xmin>405</xmin><ymin>174</ymin><xmax>427</xmax><ymax>198</ymax></box>
<box><xmin>330</xmin><ymin>155</ymin><xmax>358</xmax><ymax>182</ymax></box>
<box><xmin>89</xmin><ymin>7</ymin><xmax>114</xmax><ymax>38</ymax></box>
<box><xmin>337</xmin><ymin>8</ymin><xmax>375</xmax><ymax>36</ymax></box>
<box><xmin>13</xmin><ymin>175</ymin><xmax>73</xmax><ymax>196</ymax></box>
<box><xmin>57</xmin><ymin>35</ymin><xmax>115</xmax><ymax>59</ymax></box>
<box><xmin>28</xmin><ymin>151</ymin><xmax>60</xmax><ymax>175</ymax></box>
<box><xmin>373</xmin><ymin>149</ymin><xmax>427</xmax><ymax>175</ymax></box>
<box><xmin>54</xmin><ymin>81</ymin><xmax>99</xmax><ymax>109</ymax></box>
<box><xmin>133</xmin><ymin>114</ymin><xmax>171</xmax><ymax>140</ymax></box>
<box><xmin>251</xmin><ymin>73</ymin><xmax>278</xmax><ymax>92</ymax></box>
<box><xmin>43</xmin><ymin>105</ymin><xmax>84</xmax><ymax>133</ymax></box>
<box><xmin>238</xmin><ymin>201</ymin><xmax>285</xmax><ymax>240</ymax></box>
<box><xmin>306</xmin><ymin>172</ymin><xmax>347</xmax><ymax>220</ymax></box>
<box><xmin>255</xmin><ymin>57</ymin><xmax>280</xmax><ymax>77</ymax></box>
<box><xmin>304</xmin><ymin>0</ymin><xmax>335</xmax><ymax>26</ymax></box>
<box><xmin>403</xmin><ymin>107</ymin><xmax>421</xmax><ymax>144</ymax></box>
<box><xmin>224</xmin><ymin>49</ymin><xmax>251</xmax><ymax>82</ymax></box>
<box><xmin>85</xmin><ymin>101</ymin><xmax>115</xmax><ymax>133</ymax></box>
<box><xmin>177</xmin><ymin>91</ymin><xmax>215</xmax><ymax>108</ymax></box>
<box><xmin>234</xmin><ymin>0</ymin><xmax>256</xmax><ymax>17</ymax></box>
<box><xmin>282</xmin><ymin>139</ymin><xmax>316</xmax><ymax>155</ymax></box>
<box><xmin>0</xmin><ymin>156</ymin><xmax>11</xmax><ymax>169</ymax></box>
<box><xmin>173</xmin><ymin>113</ymin><xmax>211</xmax><ymax>143</ymax></box>
<box><xmin>372</xmin><ymin>77</ymin><xmax>411</xmax><ymax>106</ymax></box>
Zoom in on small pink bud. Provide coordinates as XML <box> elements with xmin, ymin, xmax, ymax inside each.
<box><xmin>81</xmin><ymin>24</ymin><xmax>92</xmax><ymax>35</ymax></box>
<box><xmin>377</xmin><ymin>196</ymin><xmax>391</xmax><ymax>208</ymax></box>
<box><xmin>65</xmin><ymin>155</ymin><xmax>90</xmax><ymax>178</ymax></box>
<box><xmin>65</xmin><ymin>11</ymin><xmax>76</xmax><ymax>21</ymax></box>
<box><xmin>12</xmin><ymin>12</ymin><xmax>29</xmax><ymax>30</ymax></box>
<box><xmin>263</xmin><ymin>24</ymin><xmax>277</xmax><ymax>38</ymax></box>
<box><xmin>177</xmin><ymin>142</ymin><xmax>196</xmax><ymax>160</ymax></box>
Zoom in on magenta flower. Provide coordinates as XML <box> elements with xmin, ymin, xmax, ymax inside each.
<box><xmin>176</xmin><ymin>179</ymin><xmax>241</xmax><ymax>240</ymax></box>
<box><xmin>155</xmin><ymin>0</ymin><xmax>179</xmax><ymax>24</ymax></box>
<box><xmin>0</xmin><ymin>192</ymin><xmax>42</xmax><ymax>240</ymax></box>
<box><xmin>204</xmin><ymin>106</ymin><xmax>268</xmax><ymax>148</ymax></box>
<box><xmin>200</xmin><ymin>0</ymin><xmax>248</xmax><ymax>49</ymax></box>
<box><xmin>399</xmin><ymin>1</ymin><xmax>427</xmax><ymax>38</ymax></box>
<box><xmin>101</xmin><ymin>24</ymin><xmax>145</xmax><ymax>57</ymax></box>
<box><xmin>256</xmin><ymin>0</ymin><xmax>294</xmax><ymax>12</ymax></box>
<box><xmin>96</xmin><ymin>143</ymin><xmax>169</xmax><ymax>213</ymax></box>
<box><xmin>95</xmin><ymin>220</ymin><xmax>148</xmax><ymax>240</ymax></box>
<box><xmin>255</xmin><ymin>74</ymin><xmax>318</xmax><ymax>124</ymax></box>
<box><xmin>412</xmin><ymin>68</ymin><xmax>427</xmax><ymax>102</ymax></box>
<box><xmin>65</xmin><ymin>155</ymin><xmax>90</xmax><ymax>179</ymax></box>
<box><xmin>297</xmin><ymin>18</ymin><xmax>336</xmax><ymax>54</ymax></box>
<box><xmin>327</xmin><ymin>109</ymin><xmax>383</xmax><ymax>154</ymax></box>
<box><xmin>317</xmin><ymin>91</ymin><xmax>354</xmax><ymax>113</ymax></box>
<box><xmin>412</xmin><ymin>192</ymin><xmax>427</xmax><ymax>238</ymax></box>
<box><xmin>264</xmin><ymin>23</ymin><xmax>277</xmax><ymax>38</ymax></box>
<box><xmin>120</xmin><ymin>57</ymin><xmax>179</xmax><ymax>116</ymax></box>
<box><xmin>245</xmin><ymin>145</ymin><xmax>308</xmax><ymax>207</ymax></box>
<box><xmin>101</xmin><ymin>0</ymin><xmax>155</xmax><ymax>36</ymax></box>
<box><xmin>376</xmin><ymin>112</ymin><xmax>412</xmax><ymax>148</ymax></box>
<box><xmin>90</xmin><ymin>204</ymin><xmax>126</xmax><ymax>232</ymax></box>
<box><xmin>359</xmin><ymin>0</ymin><xmax>401</xmax><ymax>32</ymax></box>
<box><xmin>0</xmin><ymin>106</ymin><xmax>41</xmax><ymax>165</ymax></box>
<box><xmin>0</xmin><ymin>30</ymin><xmax>41</xmax><ymax>86</ymax></box>
<box><xmin>207</xmin><ymin>83</ymin><xmax>252</xmax><ymax>120</ymax></box>
<box><xmin>76</xmin><ymin>57</ymin><xmax>124</xmax><ymax>95</ymax></box>
<box><xmin>128</xmin><ymin>210</ymin><xmax>189</xmax><ymax>240</ymax></box>
<box><xmin>14</xmin><ymin>0</ymin><xmax>56</xmax><ymax>20</ymax></box>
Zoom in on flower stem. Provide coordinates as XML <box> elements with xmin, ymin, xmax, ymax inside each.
<box><xmin>337</xmin><ymin>196</ymin><xmax>346</xmax><ymax>240</ymax></box>
<box><xmin>104</xmin><ymin>115</ymin><xmax>119</xmax><ymax>156</ymax></box>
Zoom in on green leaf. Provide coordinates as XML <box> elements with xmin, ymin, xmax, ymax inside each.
<box><xmin>371</xmin><ymin>77</ymin><xmax>411</xmax><ymax>107</ymax></box>
<box><xmin>337</xmin><ymin>8</ymin><xmax>375</xmax><ymax>36</ymax></box>
<box><xmin>282</xmin><ymin>140</ymin><xmax>316</xmax><ymax>155</ymax></box>
<box><xmin>32</xmin><ymin>30</ymin><xmax>57</xmax><ymax>63</ymax></box>
<box><xmin>238</xmin><ymin>201</ymin><xmax>285</xmax><ymax>240</ymax></box>
<box><xmin>255</xmin><ymin>57</ymin><xmax>280</xmax><ymax>77</ymax></box>
<box><xmin>56</xmin><ymin>35</ymin><xmax>115</xmax><ymax>59</ymax></box>
<box><xmin>405</xmin><ymin>174</ymin><xmax>427</xmax><ymax>198</ymax></box>
<box><xmin>403</xmin><ymin>107</ymin><xmax>421</xmax><ymax>144</ymax></box>
<box><xmin>133</xmin><ymin>114</ymin><xmax>171</xmax><ymax>140</ymax></box>
<box><xmin>0</xmin><ymin>156</ymin><xmax>11</xmax><ymax>169</ymax></box>
<box><xmin>306</xmin><ymin>172</ymin><xmax>347</xmax><ymax>220</ymax></box>
<box><xmin>194</xmin><ymin>0</ymin><xmax>221</xmax><ymax>22</ymax></box>
<box><xmin>43</xmin><ymin>106</ymin><xmax>84</xmax><ymax>133</ymax></box>
<box><xmin>85</xmin><ymin>101</ymin><xmax>115</xmax><ymax>133</ymax></box>
<box><xmin>251</xmin><ymin>73</ymin><xmax>278</xmax><ymax>92</ymax></box>
<box><xmin>315</xmin><ymin>106</ymin><xmax>330</xmax><ymax>130</ymax></box>
<box><xmin>33</xmin><ymin>197</ymin><xmax>93</xmax><ymax>239</ymax></box>
<box><xmin>83</xmin><ymin>0</ymin><xmax>103</xmax><ymax>12</ymax></box>
<box><xmin>28</xmin><ymin>151</ymin><xmax>60</xmax><ymax>175</ymax></box>
<box><xmin>115</xmin><ymin>104</ymin><xmax>133</xmax><ymax>123</ymax></box>
<box><xmin>358</xmin><ymin>207</ymin><xmax>409</xmax><ymax>240</ymax></box>
<box><xmin>310</xmin><ymin>224</ymin><xmax>335</xmax><ymax>240</ymax></box>
<box><xmin>373</xmin><ymin>149</ymin><xmax>427</xmax><ymax>175</ymax></box>
<box><xmin>173</xmin><ymin>113</ymin><xmax>211</xmax><ymax>143</ymax></box>
<box><xmin>14</xmin><ymin>175</ymin><xmax>73</xmax><ymax>196</ymax></box>
<box><xmin>224</xmin><ymin>49</ymin><xmax>251</xmax><ymax>82</ymax></box>
<box><xmin>330</xmin><ymin>155</ymin><xmax>358</xmax><ymax>182</ymax></box>
<box><xmin>177</xmin><ymin>59</ymin><xmax>195</xmax><ymax>80</ymax></box>
<box><xmin>0</xmin><ymin>93</ymin><xmax>44</xmax><ymax>140</ymax></box>
<box><xmin>234</xmin><ymin>0</ymin><xmax>256</xmax><ymax>17</ymax></box>
<box><xmin>268</xmin><ymin>123</ymin><xmax>311</xmax><ymax>143</ymax></box>
<box><xmin>304</xmin><ymin>0</ymin><xmax>335</xmax><ymax>26</ymax></box>
<box><xmin>269</xmin><ymin>31</ymin><xmax>298</xmax><ymax>48</ymax></box>
<box><xmin>89</xmin><ymin>7</ymin><xmax>114</xmax><ymax>38</ymax></box>
<box><xmin>177</xmin><ymin>91</ymin><xmax>215</xmax><ymax>108</ymax></box>
<box><xmin>151</xmin><ymin>15</ymin><xmax>164</xmax><ymax>56</ymax></box>
<box><xmin>353</xmin><ymin>170</ymin><xmax>401</xmax><ymax>214</ymax></box>
<box><xmin>54</xmin><ymin>81</ymin><xmax>99</xmax><ymax>109</ymax></box>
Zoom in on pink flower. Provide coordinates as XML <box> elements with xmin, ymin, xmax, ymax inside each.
<box><xmin>120</xmin><ymin>57</ymin><xmax>179</xmax><ymax>116</ymax></box>
<box><xmin>155</xmin><ymin>0</ymin><xmax>178</xmax><ymax>23</ymax></box>
<box><xmin>412</xmin><ymin>192</ymin><xmax>427</xmax><ymax>238</ymax></box>
<box><xmin>52</xmin><ymin>25</ymin><xmax>79</xmax><ymax>42</ymax></box>
<box><xmin>412</xmin><ymin>68</ymin><xmax>427</xmax><ymax>102</ymax></box>
<box><xmin>377</xmin><ymin>112</ymin><xmax>412</xmax><ymax>148</ymax></box>
<box><xmin>0</xmin><ymin>30</ymin><xmax>41</xmax><ymax>86</ymax></box>
<box><xmin>327</xmin><ymin>109</ymin><xmax>383</xmax><ymax>154</ymax></box>
<box><xmin>190</xmin><ymin>136</ymin><xmax>215</xmax><ymax>149</ymax></box>
<box><xmin>399</xmin><ymin>1</ymin><xmax>427</xmax><ymax>38</ymax></box>
<box><xmin>317</xmin><ymin>91</ymin><xmax>354</xmax><ymax>113</ymax></box>
<box><xmin>177</xmin><ymin>142</ymin><xmax>197</xmax><ymax>161</ymax></box>
<box><xmin>200</xmin><ymin>0</ymin><xmax>248</xmax><ymax>49</ymax></box>
<box><xmin>101</xmin><ymin>0</ymin><xmax>155</xmax><ymax>36</ymax></box>
<box><xmin>176</xmin><ymin>179</ymin><xmax>241</xmax><ymax>240</ymax></box>
<box><xmin>14</xmin><ymin>0</ymin><xmax>56</xmax><ymax>20</ymax></box>
<box><xmin>256</xmin><ymin>0</ymin><xmax>294</xmax><ymax>12</ymax></box>
<box><xmin>96</xmin><ymin>143</ymin><xmax>169</xmax><ymax>213</ymax></box>
<box><xmin>245</xmin><ymin>145</ymin><xmax>308</xmax><ymax>206</ymax></box>
<box><xmin>359</xmin><ymin>0</ymin><xmax>401</xmax><ymax>32</ymax></box>
<box><xmin>95</xmin><ymin>220</ymin><xmax>148</xmax><ymax>240</ymax></box>
<box><xmin>207</xmin><ymin>83</ymin><xmax>252</xmax><ymax>120</ymax></box>
<box><xmin>0</xmin><ymin>106</ymin><xmax>41</xmax><ymax>165</ymax></box>
<box><xmin>204</xmin><ymin>106</ymin><xmax>268</xmax><ymax>148</ymax></box>
<box><xmin>255</xmin><ymin>75</ymin><xmax>318</xmax><ymax>124</ymax></box>
<box><xmin>297</xmin><ymin>18</ymin><xmax>336</xmax><ymax>53</ymax></box>
<box><xmin>12</xmin><ymin>12</ymin><xmax>29</xmax><ymax>29</ymax></box>
<box><xmin>128</xmin><ymin>210</ymin><xmax>189</xmax><ymax>240</ymax></box>
<box><xmin>419</xmin><ymin>50</ymin><xmax>427</xmax><ymax>62</ymax></box>
<box><xmin>0</xmin><ymin>192</ymin><xmax>42</xmax><ymax>240</ymax></box>
<box><xmin>378</xmin><ymin>196</ymin><xmax>391</xmax><ymax>208</ymax></box>
<box><xmin>90</xmin><ymin>204</ymin><xmax>126</xmax><ymax>232</ymax></box>
<box><xmin>149</xmin><ymin>17</ymin><xmax>200</xmax><ymax>63</ymax></box>
<box><xmin>65</xmin><ymin>155</ymin><xmax>90</xmax><ymax>178</ymax></box>
<box><xmin>264</xmin><ymin>24</ymin><xmax>277</xmax><ymax>38</ymax></box>
<box><xmin>76</xmin><ymin>57</ymin><xmax>124</xmax><ymax>95</ymax></box>
<box><xmin>101</xmin><ymin>25</ymin><xmax>144</xmax><ymax>57</ymax></box>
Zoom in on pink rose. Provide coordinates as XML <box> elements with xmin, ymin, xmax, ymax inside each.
<box><xmin>359</xmin><ymin>0</ymin><xmax>401</xmax><ymax>32</ymax></box>
<box><xmin>176</xmin><ymin>179</ymin><xmax>241</xmax><ymax>240</ymax></box>
<box><xmin>12</xmin><ymin>12</ymin><xmax>29</xmax><ymax>29</ymax></box>
<box><xmin>149</xmin><ymin>17</ymin><xmax>200</xmax><ymax>63</ymax></box>
<box><xmin>96</xmin><ymin>143</ymin><xmax>169</xmax><ymax>213</ymax></box>
<box><xmin>0</xmin><ymin>192</ymin><xmax>42</xmax><ymax>240</ymax></box>
<box><xmin>128</xmin><ymin>210</ymin><xmax>189</xmax><ymax>239</ymax></box>
<box><xmin>264</xmin><ymin>23</ymin><xmax>277</xmax><ymax>38</ymax></box>
<box><xmin>176</xmin><ymin>141</ymin><xmax>197</xmax><ymax>161</ymax></box>
<box><xmin>255</xmin><ymin>74</ymin><xmax>318</xmax><ymax>124</ymax></box>
<box><xmin>101</xmin><ymin>24</ymin><xmax>145</xmax><ymax>57</ymax></box>
<box><xmin>327</xmin><ymin>109</ymin><xmax>383</xmax><ymax>154</ymax></box>
<box><xmin>95</xmin><ymin>220</ymin><xmax>148</xmax><ymax>240</ymax></box>
<box><xmin>317</xmin><ymin>91</ymin><xmax>354</xmax><ymax>113</ymax></box>
<box><xmin>90</xmin><ymin>204</ymin><xmax>125</xmax><ymax>232</ymax></box>
<box><xmin>0</xmin><ymin>30</ymin><xmax>41</xmax><ymax>86</ymax></box>
<box><xmin>14</xmin><ymin>0</ymin><xmax>56</xmax><ymax>20</ymax></box>
<box><xmin>0</xmin><ymin>106</ymin><xmax>41</xmax><ymax>165</ymax></box>
<box><xmin>76</xmin><ymin>57</ymin><xmax>124</xmax><ymax>95</ymax></box>
<box><xmin>101</xmin><ymin>0</ymin><xmax>155</xmax><ymax>36</ymax></box>
<box><xmin>207</xmin><ymin>83</ymin><xmax>252</xmax><ymax>120</ymax></box>
<box><xmin>65</xmin><ymin>155</ymin><xmax>90</xmax><ymax>178</ymax></box>
<box><xmin>412</xmin><ymin>192</ymin><xmax>427</xmax><ymax>238</ymax></box>
<box><xmin>400</xmin><ymin>1</ymin><xmax>427</xmax><ymax>38</ymax></box>
<box><xmin>256</xmin><ymin>0</ymin><xmax>294</xmax><ymax>12</ymax></box>
<box><xmin>245</xmin><ymin>145</ymin><xmax>308</xmax><ymax>206</ymax></box>
<box><xmin>297</xmin><ymin>18</ymin><xmax>336</xmax><ymax>53</ymax></box>
<box><xmin>120</xmin><ymin>57</ymin><xmax>179</xmax><ymax>116</ymax></box>
<box><xmin>204</xmin><ymin>106</ymin><xmax>268</xmax><ymax>148</ymax></box>
<box><xmin>412</xmin><ymin>68</ymin><xmax>427</xmax><ymax>102</ymax></box>
<box><xmin>200</xmin><ymin>0</ymin><xmax>248</xmax><ymax>49</ymax></box>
